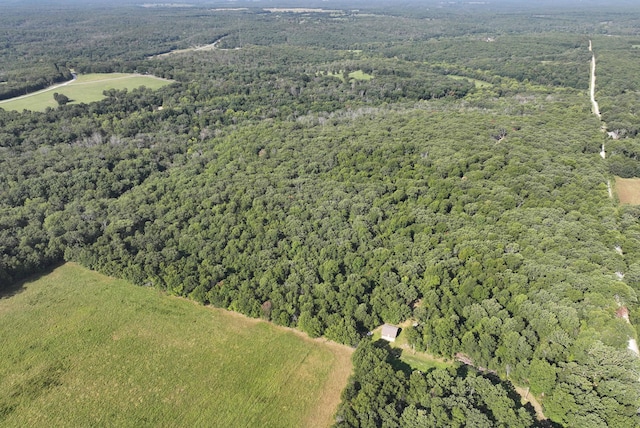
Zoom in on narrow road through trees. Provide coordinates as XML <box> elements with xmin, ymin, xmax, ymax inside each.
<box><xmin>589</xmin><ymin>40</ymin><xmax>601</xmax><ymax>120</ymax></box>
<box><xmin>590</xmin><ymin>40</ymin><xmax>639</xmax><ymax>358</ymax></box>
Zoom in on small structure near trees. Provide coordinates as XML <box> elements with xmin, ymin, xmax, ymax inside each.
<box><xmin>381</xmin><ymin>324</ymin><xmax>399</xmax><ymax>342</ymax></box>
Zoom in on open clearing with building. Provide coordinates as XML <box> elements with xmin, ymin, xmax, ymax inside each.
<box><xmin>371</xmin><ymin>323</ymin><xmax>451</xmax><ymax>372</ymax></box>
<box><xmin>0</xmin><ymin>263</ymin><xmax>352</xmax><ymax>427</ymax></box>
<box><xmin>0</xmin><ymin>73</ymin><xmax>171</xmax><ymax>112</ymax></box>
<box><xmin>615</xmin><ymin>177</ymin><xmax>640</xmax><ymax>205</ymax></box>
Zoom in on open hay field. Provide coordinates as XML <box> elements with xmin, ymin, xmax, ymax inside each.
<box><xmin>0</xmin><ymin>73</ymin><xmax>171</xmax><ymax>112</ymax></box>
<box><xmin>615</xmin><ymin>177</ymin><xmax>640</xmax><ymax>205</ymax></box>
<box><xmin>0</xmin><ymin>263</ymin><xmax>352</xmax><ymax>427</ymax></box>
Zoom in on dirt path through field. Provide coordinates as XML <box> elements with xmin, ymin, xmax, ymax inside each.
<box><xmin>0</xmin><ymin>73</ymin><xmax>76</xmax><ymax>104</ymax></box>
<box><xmin>0</xmin><ymin>73</ymin><xmax>171</xmax><ymax>107</ymax></box>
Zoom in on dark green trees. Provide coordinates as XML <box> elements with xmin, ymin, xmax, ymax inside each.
<box><xmin>2</xmin><ymin>5</ymin><xmax>640</xmax><ymax>426</ymax></box>
<box><xmin>53</xmin><ymin>92</ymin><xmax>69</xmax><ymax>106</ymax></box>
<box><xmin>335</xmin><ymin>339</ymin><xmax>535</xmax><ymax>427</ymax></box>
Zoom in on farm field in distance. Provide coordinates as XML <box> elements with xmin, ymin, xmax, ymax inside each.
<box><xmin>0</xmin><ymin>73</ymin><xmax>171</xmax><ymax>112</ymax></box>
<box><xmin>0</xmin><ymin>263</ymin><xmax>352</xmax><ymax>427</ymax></box>
<box><xmin>616</xmin><ymin>177</ymin><xmax>640</xmax><ymax>205</ymax></box>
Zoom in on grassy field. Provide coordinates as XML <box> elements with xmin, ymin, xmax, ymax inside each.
<box><xmin>347</xmin><ymin>70</ymin><xmax>373</xmax><ymax>81</ymax></box>
<box><xmin>447</xmin><ymin>74</ymin><xmax>493</xmax><ymax>88</ymax></box>
<box><xmin>0</xmin><ymin>73</ymin><xmax>171</xmax><ymax>112</ymax></box>
<box><xmin>323</xmin><ymin>70</ymin><xmax>374</xmax><ymax>82</ymax></box>
<box><xmin>0</xmin><ymin>263</ymin><xmax>352</xmax><ymax>427</ymax></box>
<box><xmin>615</xmin><ymin>177</ymin><xmax>640</xmax><ymax>205</ymax></box>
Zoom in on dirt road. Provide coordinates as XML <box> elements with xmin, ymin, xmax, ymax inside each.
<box><xmin>0</xmin><ymin>73</ymin><xmax>76</xmax><ymax>104</ymax></box>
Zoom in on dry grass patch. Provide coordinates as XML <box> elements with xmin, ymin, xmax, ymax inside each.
<box><xmin>615</xmin><ymin>177</ymin><xmax>640</xmax><ymax>205</ymax></box>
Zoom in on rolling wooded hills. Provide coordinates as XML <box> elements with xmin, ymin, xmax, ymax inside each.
<box><xmin>1</xmin><ymin>2</ymin><xmax>640</xmax><ymax>426</ymax></box>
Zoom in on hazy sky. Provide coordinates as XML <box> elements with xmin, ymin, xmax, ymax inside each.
<box><xmin>1</xmin><ymin>0</ymin><xmax>637</xmax><ymax>9</ymax></box>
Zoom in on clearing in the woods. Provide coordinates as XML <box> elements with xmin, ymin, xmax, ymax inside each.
<box><xmin>615</xmin><ymin>177</ymin><xmax>640</xmax><ymax>205</ymax></box>
<box><xmin>0</xmin><ymin>73</ymin><xmax>171</xmax><ymax>112</ymax></box>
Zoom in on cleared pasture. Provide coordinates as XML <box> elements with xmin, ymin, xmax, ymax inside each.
<box><xmin>323</xmin><ymin>69</ymin><xmax>373</xmax><ymax>82</ymax></box>
<box><xmin>615</xmin><ymin>177</ymin><xmax>640</xmax><ymax>205</ymax></box>
<box><xmin>447</xmin><ymin>74</ymin><xmax>493</xmax><ymax>88</ymax></box>
<box><xmin>0</xmin><ymin>73</ymin><xmax>171</xmax><ymax>112</ymax></box>
<box><xmin>0</xmin><ymin>263</ymin><xmax>352</xmax><ymax>427</ymax></box>
<box><xmin>347</xmin><ymin>70</ymin><xmax>373</xmax><ymax>81</ymax></box>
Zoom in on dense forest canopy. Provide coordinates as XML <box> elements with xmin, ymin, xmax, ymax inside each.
<box><xmin>2</xmin><ymin>2</ymin><xmax>640</xmax><ymax>426</ymax></box>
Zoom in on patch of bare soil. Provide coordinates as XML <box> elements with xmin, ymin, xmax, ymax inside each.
<box><xmin>515</xmin><ymin>386</ymin><xmax>547</xmax><ymax>421</ymax></box>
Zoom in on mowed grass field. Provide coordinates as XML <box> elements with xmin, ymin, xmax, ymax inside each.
<box><xmin>615</xmin><ymin>177</ymin><xmax>640</xmax><ymax>205</ymax></box>
<box><xmin>323</xmin><ymin>70</ymin><xmax>373</xmax><ymax>82</ymax></box>
<box><xmin>0</xmin><ymin>73</ymin><xmax>171</xmax><ymax>112</ymax></box>
<box><xmin>0</xmin><ymin>263</ymin><xmax>352</xmax><ymax>427</ymax></box>
<box><xmin>447</xmin><ymin>74</ymin><xmax>493</xmax><ymax>88</ymax></box>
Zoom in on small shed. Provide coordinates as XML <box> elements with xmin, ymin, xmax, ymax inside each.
<box><xmin>381</xmin><ymin>324</ymin><xmax>399</xmax><ymax>342</ymax></box>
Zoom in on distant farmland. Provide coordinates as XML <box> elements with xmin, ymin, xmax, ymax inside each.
<box><xmin>0</xmin><ymin>73</ymin><xmax>171</xmax><ymax>112</ymax></box>
<box><xmin>0</xmin><ymin>263</ymin><xmax>352</xmax><ymax>427</ymax></box>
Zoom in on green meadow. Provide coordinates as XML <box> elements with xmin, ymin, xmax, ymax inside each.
<box><xmin>0</xmin><ymin>73</ymin><xmax>171</xmax><ymax>112</ymax></box>
<box><xmin>346</xmin><ymin>70</ymin><xmax>374</xmax><ymax>81</ymax></box>
<box><xmin>446</xmin><ymin>74</ymin><xmax>493</xmax><ymax>88</ymax></box>
<box><xmin>0</xmin><ymin>263</ymin><xmax>352</xmax><ymax>427</ymax></box>
<box><xmin>324</xmin><ymin>69</ymin><xmax>374</xmax><ymax>82</ymax></box>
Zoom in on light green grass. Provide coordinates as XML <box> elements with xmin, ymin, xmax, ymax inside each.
<box><xmin>0</xmin><ymin>73</ymin><xmax>171</xmax><ymax>112</ymax></box>
<box><xmin>323</xmin><ymin>69</ymin><xmax>373</xmax><ymax>82</ymax></box>
<box><xmin>447</xmin><ymin>74</ymin><xmax>493</xmax><ymax>88</ymax></box>
<box><xmin>399</xmin><ymin>352</ymin><xmax>451</xmax><ymax>372</ymax></box>
<box><xmin>0</xmin><ymin>263</ymin><xmax>351</xmax><ymax>427</ymax></box>
<box><xmin>347</xmin><ymin>70</ymin><xmax>373</xmax><ymax>81</ymax></box>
